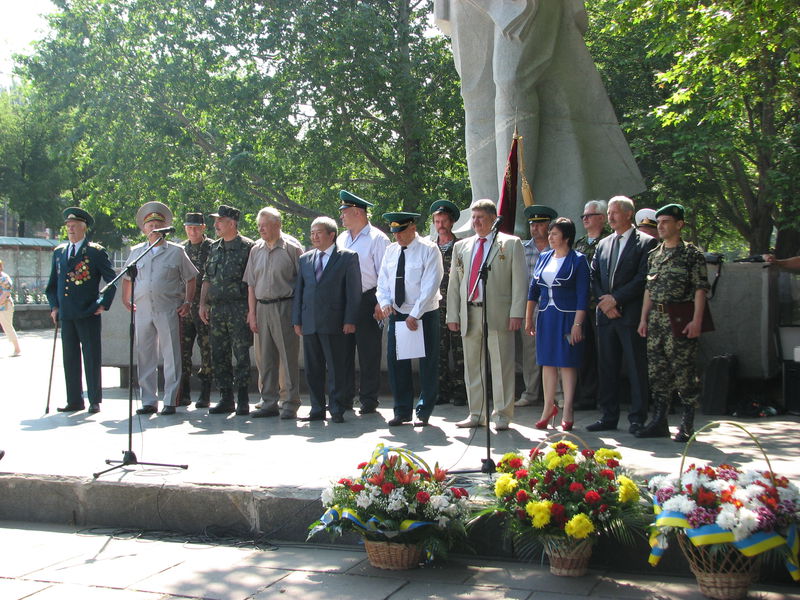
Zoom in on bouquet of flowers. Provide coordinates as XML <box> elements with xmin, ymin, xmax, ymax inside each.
<box><xmin>647</xmin><ymin>463</ymin><xmax>800</xmax><ymax>580</ymax></box>
<box><xmin>478</xmin><ymin>440</ymin><xmax>649</xmax><ymax>561</ymax></box>
<box><xmin>308</xmin><ymin>444</ymin><xmax>471</xmax><ymax>560</ymax></box>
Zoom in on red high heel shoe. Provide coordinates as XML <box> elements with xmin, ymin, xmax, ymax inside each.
<box><xmin>561</xmin><ymin>420</ymin><xmax>574</xmax><ymax>431</ymax></box>
<box><xmin>535</xmin><ymin>406</ymin><xmax>558</xmax><ymax>430</ymax></box>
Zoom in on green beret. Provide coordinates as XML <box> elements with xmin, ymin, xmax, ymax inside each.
<box><xmin>524</xmin><ymin>204</ymin><xmax>557</xmax><ymax>223</ymax></box>
<box><xmin>382</xmin><ymin>212</ymin><xmax>420</xmax><ymax>233</ymax></box>
<box><xmin>184</xmin><ymin>212</ymin><xmax>206</xmax><ymax>226</ymax></box>
<box><xmin>62</xmin><ymin>207</ymin><xmax>94</xmax><ymax>227</ymax></box>
<box><xmin>210</xmin><ymin>204</ymin><xmax>241</xmax><ymax>221</ymax></box>
<box><xmin>655</xmin><ymin>204</ymin><xmax>685</xmax><ymax>221</ymax></box>
<box><xmin>339</xmin><ymin>190</ymin><xmax>374</xmax><ymax>211</ymax></box>
<box><xmin>429</xmin><ymin>199</ymin><xmax>460</xmax><ymax>222</ymax></box>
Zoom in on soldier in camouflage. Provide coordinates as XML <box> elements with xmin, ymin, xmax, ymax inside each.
<box><xmin>179</xmin><ymin>213</ymin><xmax>213</xmax><ymax>408</ymax></box>
<box><xmin>429</xmin><ymin>200</ymin><xmax>467</xmax><ymax>406</ymax></box>
<box><xmin>573</xmin><ymin>199</ymin><xmax>610</xmax><ymax>410</ymax></box>
<box><xmin>198</xmin><ymin>204</ymin><xmax>256</xmax><ymax>416</ymax></box>
<box><xmin>636</xmin><ymin>204</ymin><xmax>710</xmax><ymax>442</ymax></box>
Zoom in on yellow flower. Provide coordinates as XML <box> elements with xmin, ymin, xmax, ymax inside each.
<box><xmin>544</xmin><ymin>452</ymin><xmax>575</xmax><ymax>470</ymax></box>
<box><xmin>564</xmin><ymin>513</ymin><xmax>595</xmax><ymax>539</ymax></box>
<box><xmin>494</xmin><ymin>474</ymin><xmax>518</xmax><ymax>498</ymax></box>
<box><xmin>594</xmin><ymin>448</ymin><xmax>622</xmax><ymax>465</ymax></box>
<box><xmin>550</xmin><ymin>440</ymin><xmax>578</xmax><ymax>452</ymax></box>
<box><xmin>617</xmin><ymin>475</ymin><xmax>640</xmax><ymax>503</ymax></box>
<box><xmin>525</xmin><ymin>500</ymin><xmax>553</xmax><ymax>528</ymax></box>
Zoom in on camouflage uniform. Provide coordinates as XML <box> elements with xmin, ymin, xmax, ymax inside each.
<box><xmin>437</xmin><ymin>239</ymin><xmax>467</xmax><ymax>405</ymax></box>
<box><xmin>573</xmin><ymin>229</ymin><xmax>610</xmax><ymax>408</ymax></box>
<box><xmin>180</xmin><ymin>237</ymin><xmax>212</xmax><ymax>391</ymax></box>
<box><xmin>645</xmin><ymin>240</ymin><xmax>709</xmax><ymax>409</ymax></box>
<box><xmin>204</xmin><ymin>234</ymin><xmax>255</xmax><ymax>393</ymax></box>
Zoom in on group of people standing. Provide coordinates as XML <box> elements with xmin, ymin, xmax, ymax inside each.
<box><xmin>43</xmin><ymin>191</ymin><xmax>709</xmax><ymax>442</ymax></box>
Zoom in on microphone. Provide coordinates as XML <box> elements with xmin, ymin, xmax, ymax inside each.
<box><xmin>152</xmin><ymin>226</ymin><xmax>176</xmax><ymax>235</ymax></box>
<box><xmin>490</xmin><ymin>215</ymin><xmax>503</xmax><ymax>232</ymax></box>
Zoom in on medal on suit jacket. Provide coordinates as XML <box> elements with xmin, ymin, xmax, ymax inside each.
<box><xmin>66</xmin><ymin>247</ymin><xmax>92</xmax><ymax>286</ymax></box>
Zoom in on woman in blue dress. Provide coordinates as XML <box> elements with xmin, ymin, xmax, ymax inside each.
<box><xmin>524</xmin><ymin>218</ymin><xmax>590</xmax><ymax>431</ymax></box>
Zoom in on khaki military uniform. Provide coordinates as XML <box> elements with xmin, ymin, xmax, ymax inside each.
<box><xmin>437</xmin><ymin>239</ymin><xmax>467</xmax><ymax>405</ymax></box>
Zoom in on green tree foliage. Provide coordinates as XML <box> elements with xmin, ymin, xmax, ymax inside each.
<box><xmin>19</xmin><ymin>0</ymin><xmax>467</xmax><ymax>244</ymax></box>
<box><xmin>593</xmin><ymin>0</ymin><xmax>800</xmax><ymax>255</ymax></box>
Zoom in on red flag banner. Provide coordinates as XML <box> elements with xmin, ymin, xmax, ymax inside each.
<box><xmin>496</xmin><ymin>135</ymin><xmax>518</xmax><ymax>235</ymax></box>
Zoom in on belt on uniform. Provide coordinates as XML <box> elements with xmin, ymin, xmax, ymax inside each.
<box><xmin>467</xmin><ymin>301</ymin><xmax>483</xmax><ymax>307</ymax></box>
<box><xmin>257</xmin><ymin>296</ymin><xmax>293</xmax><ymax>305</ymax></box>
<box><xmin>362</xmin><ymin>287</ymin><xmax>377</xmax><ymax>296</ymax></box>
<box><xmin>654</xmin><ymin>303</ymin><xmax>668</xmax><ymax>313</ymax></box>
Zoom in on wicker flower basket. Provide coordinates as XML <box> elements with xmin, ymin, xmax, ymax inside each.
<box><xmin>676</xmin><ymin>533</ymin><xmax>760</xmax><ymax>600</ymax></box>
<box><xmin>364</xmin><ymin>539</ymin><xmax>423</xmax><ymax>570</ymax></box>
<box><xmin>543</xmin><ymin>536</ymin><xmax>593</xmax><ymax>576</ymax></box>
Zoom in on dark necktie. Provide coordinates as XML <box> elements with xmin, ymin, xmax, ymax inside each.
<box><xmin>609</xmin><ymin>235</ymin><xmax>622</xmax><ymax>287</ymax></box>
<box><xmin>315</xmin><ymin>250</ymin><xmax>324</xmax><ymax>282</ymax></box>
<box><xmin>68</xmin><ymin>244</ymin><xmax>76</xmax><ymax>260</ymax></box>
<box><xmin>395</xmin><ymin>246</ymin><xmax>407</xmax><ymax>306</ymax></box>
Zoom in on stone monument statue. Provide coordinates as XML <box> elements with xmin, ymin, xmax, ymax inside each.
<box><xmin>435</xmin><ymin>0</ymin><xmax>646</xmax><ymax>233</ymax></box>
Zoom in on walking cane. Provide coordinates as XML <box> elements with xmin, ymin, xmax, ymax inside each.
<box><xmin>45</xmin><ymin>319</ymin><xmax>59</xmax><ymax>414</ymax></box>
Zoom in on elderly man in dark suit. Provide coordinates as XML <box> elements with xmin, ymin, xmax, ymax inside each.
<box><xmin>46</xmin><ymin>207</ymin><xmax>117</xmax><ymax>413</ymax></box>
<box><xmin>293</xmin><ymin>216</ymin><xmax>361</xmax><ymax>423</ymax></box>
<box><xmin>587</xmin><ymin>196</ymin><xmax>657</xmax><ymax>433</ymax></box>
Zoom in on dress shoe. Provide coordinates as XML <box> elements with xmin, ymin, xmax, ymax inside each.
<box><xmin>413</xmin><ymin>416</ymin><xmax>429</xmax><ymax>427</ymax></box>
<box><xmin>456</xmin><ymin>417</ymin><xmax>483</xmax><ymax>428</ymax></box>
<box><xmin>387</xmin><ymin>417</ymin><xmax>410</xmax><ymax>426</ymax></box>
<box><xmin>561</xmin><ymin>420</ymin><xmax>574</xmax><ymax>432</ymax></box>
<box><xmin>88</xmin><ymin>403</ymin><xmax>101</xmax><ymax>414</ymax></box>
<box><xmin>586</xmin><ymin>420</ymin><xmax>617</xmax><ymax>432</ymax></box>
<box><xmin>57</xmin><ymin>404</ymin><xmax>84</xmax><ymax>412</ymax></box>
<box><xmin>359</xmin><ymin>406</ymin><xmax>378</xmax><ymax>416</ymax></box>
<box><xmin>136</xmin><ymin>405</ymin><xmax>157</xmax><ymax>415</ymax></box>
<box><xmin>300</xmin><ymin>413</ymin><xmax>326</xmax><ymax>422</ymax></box>
<box><xmin>535</xmin><ymin>406</ymin><xmax>559</xmax><ymax>430</ymax></box>
<box><xmin>280</xmin><ymin>412</ymin><xmax>297</xmax><ymax>420</ymax></box>
<box><xmin>208</xmin><ymin>402</ymin><xmax>235</xmax><ymax>414</ymax></box>
<box><xmin>628</xmin><ymin>422</ymin><xmax>643</xmax><ymax>435</ymax></box>
<box><xmin>177</xmin><ymin>398</ymin><xmax>192</xmax><ymax>407</ymax></box>
<box><xmin>195</xmin><ymin>400</ymin><xmax>210</xmax><ymax>409</ymax></box>
<box><xmin>159</xmin><ymin>405</ymin><xmax>176</xmax><ymax>415</ymax></box>
<box><xmin>331</xmin><ymin>414</ymin><xmax>345</xmax><ymax>423</ymax></box>
<box><xmin>514</xmin><ymin>397</ymin><xmax>535</xmax><ymax>407</ymax></box>
<box><xmin>251</xmin><ymin>408</ymin><xmax>280</xmax><ymax>418</ymax></box>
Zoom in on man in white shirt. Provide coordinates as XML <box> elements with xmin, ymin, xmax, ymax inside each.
<box><xmin>122</xmin><ymin>202</ymin><xmax>199</xmax><ymax>415</ymax></box>
<box><xmin>377</xmin><ymin>213</ymin><xmax>444</xmax><ymax>426</ymax></box>
<box><xmin>337</xmin><ymin>190</ymin><xmax>390</xmax><ymax>415</ymax></box>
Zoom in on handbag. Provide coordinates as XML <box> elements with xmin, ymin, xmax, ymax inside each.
<box><xmin>665</xmin><ymin>299</ymin><xmax>714</xmax><ymax>338</ymax></box>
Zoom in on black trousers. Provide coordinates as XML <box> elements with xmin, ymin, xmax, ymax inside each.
<box><xmin>303</xmin><ymin>332</ymin><xmax>348</xmax><ymax>418</ymax></box>
<box><xmin>596</xmin><ymin>318</ymin><xmax>649</xmax><ymax>426</ymax></box>
<box><xmin>342</xmin><ymin>289</ymin><xmax>382</xmax><ymax>410</ymax></box>
<box><xmin>575</xmin><ymin>309</ymin><xmax>600</xmax><ymax>405</ymax></box>
<box><xmin>61</xmin><ymin>315</ymin><xmax>103</xmax><ymax>406</ymax></box>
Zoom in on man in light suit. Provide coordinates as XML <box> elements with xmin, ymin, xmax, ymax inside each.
<box><xmin>447</xmin><ymin>199</ymin><xmax>528</xmax><ymax>430</ymax></box>
<box><xmin>293</xmin><ymin>217</ymin><xmax>361</xmax><ymax>423</ymax></box>
<box><xmin>587</xmin><ymin>196</ymin><xmax>657</xmax><ymax>433</ymax></box>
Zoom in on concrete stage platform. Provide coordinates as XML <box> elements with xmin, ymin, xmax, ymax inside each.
<box><xmin>1</xmin><ymin>330</ymin><xmax>799</xmax><ymax>578</ymax></box>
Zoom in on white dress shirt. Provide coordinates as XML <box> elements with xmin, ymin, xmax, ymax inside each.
<box><xmin>337</xmin><ymin>223</ymin><xmax>390</xmax><ymax>293</ymax></box>
<box><xmin>377</xmin><ymin>234</ymin><xmax>443</xmax><ymax>319</ymax></box>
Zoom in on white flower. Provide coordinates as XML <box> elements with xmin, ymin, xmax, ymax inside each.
<box><xmin>321</xmin><ymin>487</ymin><xmax>335</xmax><ymax>505</ymax></box>
<box><xmin>716</xmin><ymin>504</ymin><xmax>737</xmax><ymax>531</ymax></box>
<box><xmin>370</xmin><ymin>485</ymin><xmax>382</xmax><ymax>497</ymax></box>
<box><xmin>732</xmin><ymin>507</ymin><xmax>759</xmax><ymax>541</ymax></box>
<box><xmin>738</xmin><ymin>470</ymin><xmax>761</xmax><ymax>486</ymax></box>
<box><xmin>387</xmin><ymin>496</ymin><xmax>407</xmax><ymax>512</ymax></box>
<box><xmin>648</xmin><ymin>474</ymin><xmax>677</xmax><ymax>491</ymax></box>
<box><xmin>681</xmin><ymin>470</ymin><xmax>710</xmax><ymax>491</ymax></box>
<box><xmin>436</xmin><ymin>515</ymin><xmax>450</xmax><ymax>528</ymax></box>
<box><xmin>705</xmin><ymin>479</ymin><xmax>729</xmax><ymax>494</ymax></box>
<box><xmin>356</xmin><ymin>490</ymin><xmax>374</xmax><ymax>509</ymax></box>
<box><xmin>429</xmin><ymin>495</ymin><xmax>450</xmax><ymax>512</ymax></box>
<box><xmin>662</xmin><ymin>495</ymin><xmax>697</xmax><ymax>515</ymax></box>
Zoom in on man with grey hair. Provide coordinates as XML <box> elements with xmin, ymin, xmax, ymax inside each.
<box><xmin>293</xmin><ymin>216</ymin><xmax>361</xmax><ymax>423</ymax></box>
<box><xmin>587</xmin><ymin>196</ymin><xmax>656</xmax><ymax>433</ymax></box>
<box><xmin>573</xmin><ymin>199</ymin><xmax>610</xmax><ymax>410</ymax></box>
<box><xmin>243</xmin><ymin>207</ymin><xmax>304</xmax><ymax>419</ymax></box>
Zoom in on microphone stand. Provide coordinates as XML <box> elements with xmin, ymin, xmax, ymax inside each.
<box><xmin>93</xmin><ymin>231</ymin><xmax>189</xmax><ymax>478</ymax></box>
<box><xmin>452</xmin><ymin>222</ymin><xmax>503</xmax><ymax>475</ymax></box>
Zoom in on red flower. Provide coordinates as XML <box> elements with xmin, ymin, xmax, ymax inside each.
<box><xmin>357</xmin><ymin>462</ymin><xmax>368</xmax><ymax>470</ymax></box>
<box><xmin>516</xmin><ymin>489</ymin><xmax>529</xmax><ymax>503</ymax></box>
<box><xmin>515</xmin><ymin>469</ymin><xmax>529</xmax><ymax>479</ymax></box>
<box><xmin>554</xmin><ymin>443</ymin><xmax>570</xmax><ymax>456</ymax></box>
<box><xmin>569</xmin><ymin>482</ymin><xmax>585</xmax><ymax>494</ymax></box>
<box><xmin>516</xmin><ymin>509</ymin><xmax>528</xmax><ymax>520</ymax></box>
<box><xmin>600</xmin><ymin>469</ymin><xmax>615</xmax><ymax>480</ymax></box>
<box><xmin>581</xmin><ymin>449</ymin><xmax>595</xmax><ymax>459</ymax></box>
<box><xmin>564</xmin><ymin>464</ymin><xmax>578</xmax><ymax>474</ymax></box>
<box><xmin>697</xmin><ymin>488</ymin><xmax>716</xmax><ymax>507</ymax></box>
<box><xmin>606</xmin><ymin>459</ymin><xmax>620</xmax><ymax>469</ymax></box>
<box><xmin>508</xmin><ymin>457</ymin><xmax>524</xmax><ymax>469</ymax></box>
<box><xmin>551</xmin><ymin>503</ymin><xmax>567</xmax><ymax>524</ymax></box>
<box><xmin>584</xmin><ymin>472</ymin><xmax>595</xmax><ymax>482</ymax></box>
<box><xmin>556</xmin><ymin>476</ymin><xmax>567</xmax><ymax>488</ymax></box>
<box><xmin>381</xmin><ymin>483</ymin><xmax>395</xmax><ymax>495</ymax></box>
<box><xmin>529</xmin><ymin>448</ymin><xmax>541</xmax><ymax>458</ymax></box>
<box><xmin>584</xmin><ymin>490</ymin><xmax>601</xmax><ymax>504</ymax></box>
<box><xmin>433</xmin><ymin>466</ymin><xmax>448</xmax><ymax>482</ymax></box>
<box><xmin>599</xmin><ymin>504</ymin><xmax>609</xmax><ymax>513</ymax></box>
<box><xmin>450</xmin><ymin>487</ymin><xmax>469</xmax><ymax>499</ymax></box>
<box><xmin>338</xmin><ymin>478</ymin><xmax>353</xmax><ymax>487</ymax></box>
<box><xmin>351</xmin><ymin>484</ymin><xmax>365</xmax><ymax>493</ymax></box>
<box><xmin>544</xmin><ymin>470</ymin><xmax>554</xmax><ymax>484</ymax></box>
<box><xmin>416</xmin><ymin>491</ymin><xmax>430</xmax><ymax>504</ymax></box>
<box><xmin>416</xmin><ymin>469</ymin><xmax>430</xmax><ymax>480</ymax></box>
<box><xmin>367</xmin><ymin>473</ymin><xmax>385</xmax><ymax>486</ymax></box>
